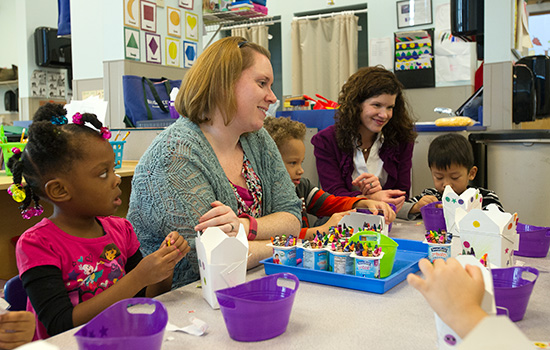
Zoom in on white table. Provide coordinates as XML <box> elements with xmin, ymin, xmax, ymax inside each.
<box><xmin>46</xmin><ymin>219</ymin><xmax>550</xmax><ymax>349</ymax></box>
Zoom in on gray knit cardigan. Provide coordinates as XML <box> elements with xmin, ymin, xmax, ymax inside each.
<box><xmin>127</xmin><ymin>117</ymin><xmax>301</xmax><ymax>288</ymax></box>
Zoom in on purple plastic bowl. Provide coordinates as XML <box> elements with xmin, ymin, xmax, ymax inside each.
<box><xmin>514</xmin><ymin>223</ymin><xmax>550</xmax><ymax>258</ymax></box>
<box><xmin>215</xmin><ymin>273</ymin><xmax>299</xmax><ymax>342</ymax></box>
<box><xmin>492</xmin><ymin>266</ymin><xmax>539</xmax><ymax>322</ymax></box>
<box><xmin>74</xmin><ymin>298</ymin><xmax>168</xmax><ymax>350</ymax></box>
<box><xmin>420</xmin><ymin>201</ymin><xmax>446</xmax><ymax>232</ymax></box>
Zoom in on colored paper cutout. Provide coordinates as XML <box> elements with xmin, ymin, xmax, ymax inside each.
<box><xmin>124</xmin><ymin>0</ymin><xmax>140</xmax><ymax>29</ymax></box>
<box><xmin>124</xmin><ymin>27</ymin><xmax>140</xmax><ymax>60</ymax></box>
<box><xmin>167</xmin><ymin>7</ymin><xmax>181</xmax><ymax>37</ymax></box>
<box><xmin>183</xmin><ymin>40</ymin><xmax>197</xmax><ymax>68</ymax></box>
<box><xmin>145</xmin><ymin>32</ymin><xmax>161</xmax><ymax>64</ymax></box>
<box><xmin>166</xmin><ymin>37</ymin><xmax>180</xmax><ymax>67</ymax></box>
<box><xmin>185</xmin><ymin>11</ymin><xmax>198</xmax><ymax>41</ymax></box>
<box><xmin>141</xmin><ymin>0</ymin><xmax>157</xmax><ymax>33</ymax></box>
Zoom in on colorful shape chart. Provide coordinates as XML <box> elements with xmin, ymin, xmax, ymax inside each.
<box><xmin>184</xmin><ymin>40</ymin><xmax>197</xmax><ymax>68</ymax></box>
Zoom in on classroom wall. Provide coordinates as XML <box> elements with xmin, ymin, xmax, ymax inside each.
<box><xmin>267</xmin><ymin>0</ymin><xmax>452</xmax><ymax>98</ymax></box>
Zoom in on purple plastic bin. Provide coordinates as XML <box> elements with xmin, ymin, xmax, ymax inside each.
<box><xmin>74</xmin><ymin>298</ymin><xmax>168</xmax><ymax>350</ymax></box>
<box><xmin>514</xmin><ymin>223</ymin><xmax>550</xmax><ymax>258</ymax></box>
<box><xmin>420</xmin><ymin>201</ymin><xmax>446</xmax><ymax>232</ymax></box>
<box><xmin>492</xmin><ymin>266</ymin><xmax>539</xmax><ymax>322</ymax></box>
<box><xmin>215</xmin><ymin>273</ymin><xmax>299</xmax><ymax>342</ymax></box>
<box><xmin>169</xmin><ymin>102</ymin><xmax>179</xmax><ymax>119</ymax></box>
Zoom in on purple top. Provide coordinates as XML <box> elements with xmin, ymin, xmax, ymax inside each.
<box><xmin>311</xmin><ymin>125</ymin><xmax>414</xmax><ymax>199</ymax></box>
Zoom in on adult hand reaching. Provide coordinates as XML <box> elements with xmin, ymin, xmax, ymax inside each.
<box><xmin>194</xmin><ymin>201</ymin><xmax>241</xmax><ymax>237</ymax></box>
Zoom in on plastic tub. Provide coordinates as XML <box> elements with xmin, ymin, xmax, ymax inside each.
<box><xmin>514</xmin><ymin>223</ymin><xmax>550</xmax><ymax>258</ymax></box>
<box><xmin>420</xmin><ymin>201</ymin><xmax>446</xmax><ymax>233</ymax></box>
<box><xmin>349</xmin><ymin>232</ymin><xmax>398</xmax><ymax>278</ymax></box>
<box><xmin>1</xmin><ymin>142</ymin><xmax>26</xmax><ymax>176</ymax></box>
<box><xmin>492</xmin><ymin>266</ymin><xmax>539</xmax><ymax>322</ymax></box>
<box><xmin>301</xmin><ymin>247</ymin><xmax>328</xmax><ymax>270</ymax></box>
<box><xmin>268</xmin><ymin>244</ymin><xmax>297</xmax><ymax>266</ymax></box>
<box><xmin>427</xmin><ymin>242</ymin><xmax>452</xmax><ymax>262</ymax></box>
<box><xmin>352</xmin><ymin>252</ymin><xmax>384</xmax><ymax>278</ymax></box>
<box><xmin>215</xmin><ymin>273</ymin><xmax>299</xmax><ymax>342</ymax></box>
<box><xmin>74</xmin><ymin>298</ymin><xmax>168</xmax><ymax>350</ymax></box>
<box><xmin>327</xmin><ymin>250</ymin><xmax>354</xmax><ymax>275</ymax></box>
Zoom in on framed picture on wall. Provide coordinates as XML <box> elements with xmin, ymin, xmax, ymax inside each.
<box><xmin>396</xmin><ymin>0</ymin><xmax>432</xmax><ymax>29</ymax></box>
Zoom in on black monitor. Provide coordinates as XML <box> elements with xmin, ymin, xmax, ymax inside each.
<box><xmin>34</xmin><ymin>27</ymin><xmax>72</xmax><ymax>68</ymax></box>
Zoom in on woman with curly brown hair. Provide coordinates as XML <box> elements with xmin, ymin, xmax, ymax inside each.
<box><xmin>311</xmin><ymin>66</ymin><xmax>417</xmax><ymax>212</ymax></box>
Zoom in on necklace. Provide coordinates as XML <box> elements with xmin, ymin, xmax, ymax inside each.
<box><xmin>362</xmin><ymin>145</ymin><xmax>372</xmax><ymax>153</ymax></box>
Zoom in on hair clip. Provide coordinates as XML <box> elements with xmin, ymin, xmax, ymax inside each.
<box><xmin>21</xmin><ymin>205</ymin><xmax>44</xmax><ymax>219</ymax></box>
<box><xmin>72</xmin><ymin>112</ymin><xmax>84</xmax><ymax>125</ymax></box>
<box><xmin>51</xmin><ymin>115</ymin><xmax>68</xmax><ymax>125</ymax></box>
<box><xmin>238</xmin><ymin>41</ymin><xmax>248</xmax><ymax>48</ymax></box>
<box><xmin>7</xmin><ymin>183</ymin><xmax>26</xmax><ymax>203</ymax></box>
<box><xmin>11</xmin><ymin>147</ymin><xmax>21</xmax><ymax>155</ymax></box>
<box><xmin>100</xmin><ymin>127</ymin><xmax>111</xmax><ymax>140</ymax></box>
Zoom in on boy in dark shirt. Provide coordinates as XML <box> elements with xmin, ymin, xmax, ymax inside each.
<box><xmin>398</xmin><ymin>133</ymin><xmax>503</xmax><ymax>220</ymax></box>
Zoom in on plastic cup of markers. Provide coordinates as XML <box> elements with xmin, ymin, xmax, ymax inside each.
<box><xmin>426</xmin><ymin>241</ymin><xmax>452</xmax><ymax>262</ymax></box>
<box><xmin>327</xmin><ymin>250</ymin><xmax>354</xmax><ymax>275</ymax></box>
<box><xmin>267</xmin><ymin>244</ymin><xmax>297</xmax><ymax>266</ymax></box>
<box><xmin>301</xmin><ymin>247</ymin><xmax>328</xmax><ymax>271</ymax></box>
<box><xmin>352</xmin><ymin>252</ymin><xmax>384</xmax><ymax>278</ymax></box>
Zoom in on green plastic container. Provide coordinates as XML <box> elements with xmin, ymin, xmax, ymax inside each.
<box><xmin>349</xmin><ymin>231</ymin><xmax>399</xmax><ymax>278</ymax></box>
<box><xmin>1</xmin><ymin>142</ymin><xmax>26</xmax><ymax>176</ymax></box>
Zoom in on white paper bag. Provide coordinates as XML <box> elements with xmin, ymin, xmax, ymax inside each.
<box><xmin>442</xmin><ymin>186</ymin><xmax>482</xmax><ymax>234</ymax></box>
<box><xmin>196</xmin><ymin>225</ymin><xmax>249</xmax><ymax>309</ymax></box>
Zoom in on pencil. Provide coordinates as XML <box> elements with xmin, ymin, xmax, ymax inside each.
<box><xmin>20</xmin><ymin>129</ymin><xmax>26</xmax><ymax>143</ymax></box>
<box><xmin>113</xmin><ymin>130</ymin><xmax>121</xmax><ymax>141</ymax></box>
<box><xmin>121</xmin><ymin>131</ymin><xmax>131</xmax><ymax>141</ymax></box>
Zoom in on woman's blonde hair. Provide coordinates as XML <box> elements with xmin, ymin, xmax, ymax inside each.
<box><xmin>175</xmin><ymin>36</ymin><xmax>271</xmax><ymax>125</ymax></box>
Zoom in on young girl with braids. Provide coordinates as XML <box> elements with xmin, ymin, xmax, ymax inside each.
<box><xmin>7</xmin><ymin>103</ymin><xmax>191</xmax><ymax>340</ymax></box>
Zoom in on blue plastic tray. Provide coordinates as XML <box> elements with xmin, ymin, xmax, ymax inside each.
<box><xmin>261</xmin><ymin>238</ymin><xmax>428</xmax><ymax>294</ymax></box>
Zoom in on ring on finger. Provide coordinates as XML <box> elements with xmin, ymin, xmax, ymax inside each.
<box><xmin>369</xmin><ymin>182</ymin><xmax>374</xmax><ymax>188</ymax></box>
<box><xmin>229</xmin><ymin>223</ymin><xmax>235</xmax><ymax>231</ymax></box>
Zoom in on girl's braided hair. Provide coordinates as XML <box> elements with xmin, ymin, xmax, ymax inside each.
<box><xmin>7</xmin><ymin>103</ymin><xmax>110</xmax><ymax>218</ymax></box>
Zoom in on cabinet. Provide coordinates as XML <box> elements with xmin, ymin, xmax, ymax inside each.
<box><xmin>0</xmin><ymin>80</ymin><xmax>19</xmax><ymax>121</ymax></box>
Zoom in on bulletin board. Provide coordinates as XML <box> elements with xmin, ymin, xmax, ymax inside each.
<box><xmin>394</xmin><ymin>28</ymin><xmax>435</xmax><ymax>89</ymax></box>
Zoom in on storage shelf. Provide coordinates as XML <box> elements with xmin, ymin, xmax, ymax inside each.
<box><xmin>203</xmin><ymin>9</ymin><xmax>266</xmax><ymax>25</ymax></box>
<box><xmin>0</xmin><ymin>80</ymin><xmax>17</xmax><ymax>86</ymax></box>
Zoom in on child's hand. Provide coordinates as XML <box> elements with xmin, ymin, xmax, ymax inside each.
<box><xmin>368</xmin><ymin>189</ymin><xmax>406</xmax><ymax>212</ymax></box>
<box><xmin>162</xmin><ymin>231</ymin><xmax>191</xmax><ymax>263</ymax></box>
<box><xmin>410</xmin><ymin>195</ymin><xmax>439</xmax><ymax>214</ymax></box>
<box><xmin>0</xmin><ymin>311</ymin><xmax>36</xmax><ymax>349</ymax></box>
<box><xmin>136</xmin><ymin>245</ymin><xmax>182</xmax><ymax>286</ymax></box>
<box><xmin>352</xmin><ymin>173</ymin><xmax>382</xmax><ymax>196</ymax></box>
<box><xmin>407</xmin><ymin>258</ymin><xmax>487</xmax><ymax>338</ymax></box>
<box><xmin>321</xmin><ymin>210</ymin><xmax>355</xmax><ymax>233</ymax></box>
<box><xmin>355</xmin><ymin>200</ymin><xmax>396</xmax><ymax>224</ymax></box>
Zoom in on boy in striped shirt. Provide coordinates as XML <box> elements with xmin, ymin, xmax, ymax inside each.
<box><xmin>398</xmin><ymin>133</ymin><xmax>503</xmax><ymax>220</ymax></box>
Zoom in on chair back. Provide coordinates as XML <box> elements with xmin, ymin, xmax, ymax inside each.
<box><xmin>4</xmin><ymin>276</ymin><xmax>27</xmax><ymax>311</ymax></box>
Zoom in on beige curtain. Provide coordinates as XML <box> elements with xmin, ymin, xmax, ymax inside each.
<box><xmin>231</xmin><ymin>26</ymin><xmax>269</xmax><ymax>50</ymax></box>
<box><xmin>291</xmin><ymin>13</ymin><xmax>358</xmax><ymax>102</ymax></box>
